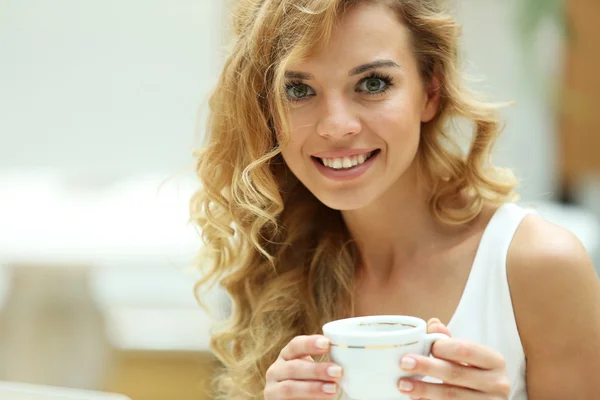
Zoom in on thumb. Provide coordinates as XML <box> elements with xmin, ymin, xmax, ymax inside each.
<box><xmin>427</xmin><ymin>318</ymin><xmax>452</xmax><ymax>337</ymax></box>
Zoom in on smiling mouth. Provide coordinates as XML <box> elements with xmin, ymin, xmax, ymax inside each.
<box><xmin>313</xmin><ymin>150</ymin><xmax>380</xmax><ymax>170</ymax></box>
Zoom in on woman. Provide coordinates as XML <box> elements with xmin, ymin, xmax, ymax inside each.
<box><xmin>191</xmin><ymin>0</ymin><xmax>600</xmax><ymax>399</ymax></box>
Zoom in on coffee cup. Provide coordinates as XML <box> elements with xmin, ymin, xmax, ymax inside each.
<box><xmin>322</xmin><ymin>315</ymin><xmax>449</xmax><ymax>400</ymax></box>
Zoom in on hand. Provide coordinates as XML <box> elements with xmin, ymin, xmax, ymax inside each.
<box><xmin>398</xmin><ymin>319</ymin><xmax>511</xmax><ymax>400</ymax></box>
<box><xmin>264</xmin><ymin>335</ymin><xmax>343</xmax><ymax>399</ymax></box>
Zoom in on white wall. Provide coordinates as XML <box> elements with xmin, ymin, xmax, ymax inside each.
<box><xmin>456</xmin><ymin>0</ymin><xmax>563</xmax><ymax>202</ymax></box>
<box><xmin>0</xmin><ymin>0</ymin><xmax>225</xmax><ymax>181</ymax></box>
<box><xmin>0</xmin><ymin>0</ymin><xmax>562</xmax><ymax>201</ymax></box>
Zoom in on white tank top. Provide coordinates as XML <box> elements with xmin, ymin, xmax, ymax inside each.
<box><xmin>340</xmin><ymin>203</ymin><xmax>533</xmax><ymax>400</ymax></box>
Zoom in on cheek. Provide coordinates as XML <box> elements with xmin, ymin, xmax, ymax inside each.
<box><xmin>279</xmin><ymin>117</ymin><xmax>311</xmax><ymax>176</ymax></box>
<box><xmin>285</xmin><ymin>107</ymin><xmax>313</xmax><ymax>139</ymax></box>
<box><xmin>281</xmin><ymin>110</ymin><xmax>315</xmax><ymax>155</ymax></box>
<box><xmin>279</xmin><ymin>138</ymin><xmax>302</xmax><ymax>168</ymax></box>
<box><xmin>366</xmin><ymin>100</ymin><xmax>422</xmax><ymax>143</ymax></box>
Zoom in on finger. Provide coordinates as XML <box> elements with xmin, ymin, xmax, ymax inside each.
<box><xmin>264</xmin><ymin>380</ymin><xmax>338</xmax><ymax>399</ymax></box>
<box><xmin>431</xmin><ymin>338</ymin><xmax>506</xmax><ymax>370</ymax></box>
<box><xmin>267</xmin><ymin>359</ymin><xmax>343</xmax><ymax>382</ymax></box>
<box><xmin>266</xmin><ymin>356</ymin><xmax>323</xmax><ymax>384</ymax></box>
<box><xmin>280</xmin><ymin>335</ymin><xmax>330</xmax><ymax>361</ymax></box>
<box><xmin>400</xmin><ymin>354</ymin><xmax>509</xmax><ymax>394</ymax></box>
<box><xmin>399</xmin><ymin>379</ymin><xmax>491</xmax><ymax>400</ymax></box>
<box><xmin>427</xmin><ymin>318</ymin><xmax>452</xmax><ymax>337</ymax></box>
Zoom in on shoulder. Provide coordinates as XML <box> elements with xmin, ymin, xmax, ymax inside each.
<box><xmin>506</xmin><ymin>212</ymin><xmax>600</xmax><ymax>355</ymax></box>
<box><xmin>508</xmin><ymin>212</ymin><xmax>593</xmax><ymax>280</ymax></box>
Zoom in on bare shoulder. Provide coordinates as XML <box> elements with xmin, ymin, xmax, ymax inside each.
<box><xmin>507</xmin><ymin>214</ymin><xmax>599</xmax><ymax>308</ymax></box>
<box><xmin>508</xmin><ymin>213</ymin><xmax>593</xmax><ymax>273</ymax></box>
<box><xmin>507</xmin><ymin>214</ymin><xmax>599</xmax><ymax>333</ymax></box>
<box><xmin>507</xmin><ymin>213</ymin><xmax>600</xmax><ymax>398</ymax></box>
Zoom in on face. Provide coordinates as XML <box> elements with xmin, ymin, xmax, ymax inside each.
<box><xmin>279</xmin><ymin>2</ymin><xmax>439</xmax><ymax>211</ymax></box>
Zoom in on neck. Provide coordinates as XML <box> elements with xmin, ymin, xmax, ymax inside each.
<box><xmin>341</xmin><ymin>162</ymin><xmax>449</xmax><ymax>280</ymax></box>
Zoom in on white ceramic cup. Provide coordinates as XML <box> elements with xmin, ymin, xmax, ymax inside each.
<box><xmin>322</xmin><ymin>315</ymin><xmax>449</xmax><ymax>400</ymax></box>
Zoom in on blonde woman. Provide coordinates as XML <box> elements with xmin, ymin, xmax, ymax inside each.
<box><xmin>191</xmin><ymin>0</ymin><xmax>600</xmax><ymax>399</ymax></box>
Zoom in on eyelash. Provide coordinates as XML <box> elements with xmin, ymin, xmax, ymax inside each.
<box><xmin>284</xmin><ymin>72</ymin><xmax>395</xmax><ymax>103</ymax></box>
<box><xmin>357</xmin><ymin>72</ymin><xmax>395</xmax><ymax>95</ymax></box>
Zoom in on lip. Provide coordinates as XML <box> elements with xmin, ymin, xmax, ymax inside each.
<box><xmin>312</xmin><ymin>150</ymin><xmax>379</xmax><ymax>181</ymax></box>
<box><xmin>312</xmin><ymin>148</ymin><xmax>378</xmax><ymax>159</ymax></box>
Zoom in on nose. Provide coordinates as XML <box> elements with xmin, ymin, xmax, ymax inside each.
<box><xmin>316</xmin><ymin>95</ymin><xmax>361</xmax><ymax>140</ymax></box>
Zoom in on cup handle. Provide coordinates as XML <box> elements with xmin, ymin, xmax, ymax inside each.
<box><xmin>424</xmin><ymin>333</ymin><xmax>450</xmax><ymax>356</ymax></box>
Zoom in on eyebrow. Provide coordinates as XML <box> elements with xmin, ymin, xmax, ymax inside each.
<box><xmin>349</xmin><ymin>60</ymin><xmax>401</xmax><ymax>75</ymax></box>
<box><xmin>284</xmin><ymin>59</ymin><xmax>401</xmax><ymax>80</ymax></box>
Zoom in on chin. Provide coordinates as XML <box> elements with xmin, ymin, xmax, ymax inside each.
<box><xmin>313</xmin><ymin>190</ymin><xmax>376</xmax><ymax>211</ymax></box>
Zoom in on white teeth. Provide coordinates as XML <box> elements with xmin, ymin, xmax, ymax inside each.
<box><xmin>320</xmin><ymin>151</ymin><xmax>373</xmax><ymax>170</ymax></box>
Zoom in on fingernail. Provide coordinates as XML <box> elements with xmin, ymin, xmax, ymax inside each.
<box><xmin>316</xmin><ymin>338</ymin><xmax>330</xmax><ymax>349</ymax></box>
<box><xmin>401</xmin><ymin>357</ymin><xmax>416</xmax><ymax>370</ymax></box>
<box><xmin>429</xmin><ymin>322</ymin><xmax>440</xmax><ymax>331</ymax></box>
<box><xmin>327</xmin><ymin>365</ymin><xmax>342</xmax><ymax>377</ymax></box>
<box><xmin>323</xmin><ymin>383</ymin><xmax>337</xmax><ymax>394</ymax></box>
<box><xmin>428</xmin><ymin>318</ymin><xmax>441</xmax><ymax>326</ymax></box>
<box><xmin>399</xmin><ymin>380</ymin><xmax>414</xmax><ymax>392</ymax></box>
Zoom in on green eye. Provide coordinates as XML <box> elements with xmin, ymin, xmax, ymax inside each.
<box><xmin>364</xmin><ymin>78</ymin><xmax>385</xmax><ymax>92</ymax></box>
<box><xmin>357</xmin><ymin>73</ymin><xmax>394</xmax><ymax>95</ymax></box>
<box><xmin>285</xmin><ymin>83</ymin><xmax>314</xmax><ymax>101</ymax></box>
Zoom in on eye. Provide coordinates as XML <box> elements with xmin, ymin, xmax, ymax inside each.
<box><xmin>356</xmin><ymin>72</ymin><xmax>394</xmax><ymax>95</ymax></box>
<box><xmin>362</xmin><ymin>78</ymin><xmax>385</xmax><ymax>92</ymax></box>
<box><xmin>285</xmin><ymin>81</ymin><xmax>315</xmax><ymax>102</ymax></box>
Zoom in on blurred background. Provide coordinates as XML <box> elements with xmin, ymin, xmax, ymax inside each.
<box><xmin>0</xmin><ymin>0</ymin><xmax>598</xmax><ymax>399</ymax></box>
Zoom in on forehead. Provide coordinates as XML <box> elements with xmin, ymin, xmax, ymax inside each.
<box><xmin>286</xmin><ymin>2</ymin><xmax>414</xmax><ymax>72</ymax></box>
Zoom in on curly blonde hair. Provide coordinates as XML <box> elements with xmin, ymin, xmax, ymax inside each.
<box><xmin>190</xmin><ymin>0</ymin><xmax>518</xmax><ymax>398</ymax></box>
